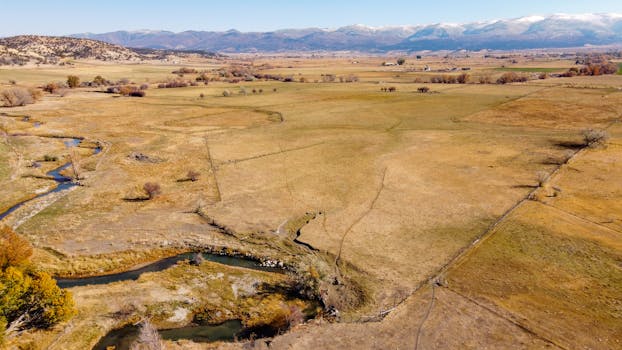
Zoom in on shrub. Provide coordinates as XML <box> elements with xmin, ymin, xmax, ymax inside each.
<box><xmin>561</xmin><ymin>150</ymin><xmax>575</xmax><ymax>164</ymax></box>
<box><xmin>479</xmin><ymin>75</ymin><xmax>492</xmax><ymax>84</ymax></box>
<box><xmin>196</xmin><ymin>73</ymin><xmax>210</xmax><ymax>81</ymax></box>
<box><xmin>118</xmin><ymin>85</ymin><xmax>133</xmax><ymax>96</ymax></box>
<box><xmin>457</xmin><ymin>73</ymin><xmax>470</xmax><ymax>84</ymax></box>
<box><xmin>0</xmin><ymin>88</ymin><xmax>37</xmax><ymax>107</ymax></box>
<box><xmin>43</xmin><ymin>154</ymin><xmax>58</xmax><ymax>162</ymax></box>
<box><xmin>186</xmin><ymin>170</ymin><xmax>200</xmax><ymax>182</ymax></box>
<box><xmin>106</xmin><ymin>85</ymin><xmax>146</xmax><ymax>97</ymax></box>
<box><xmin>66</xmin><ymin>75</ymin><xmax>80</xmax><ymax>88</ymax></box>
<box><xmin>397</xmin><ymin>57</ymin><xmax>406</xmax><ymax>65</ymax></box>
<box><xmin>172</xmin><ymin>67</ymin><xmax>197</xmax><ymax>74</ymax></box>
<box><xmin>222</xmin><ymin>90</ymin><xmax>231</xmax><ymax>97</ymax></box>
<box><xmin>430</xmin><ymin>75</ymin><xmax>458</xmax><ymax>84</ymax></box>
<box><xmin>582</xmin><ymin>128</ymin><xmax>609</xmax><ymax>148</ymax></box>
<box><xmin>42</xmin><ymin>82</ymin><xmax>60</xmax><ymax>93</ymax></box>
<box><xmin>143</xmin><ymin>182</ymin><xmax>161</xmax><ymax>199</ymax></box>
<box><xmin>157</xmin><ymin>80</ymin><xmax>189</xmax><ymax>89</ymax></box>
<box><xmin>139</xmin><ymin>83</ymin><xmax>149</xmax><ymax>90</ymax></box>
<box><xmin>417</xmin><ymin>86</ymin><xmax>430</xmax><ymax>93</ymax></box>
<box><xmin>93</xmin><ymin>75</ymin><xmax>107</xmax><ymax>86</ymax></box>
<box><xmin>344</xmin><ymin>74</ymin><xmax>359</xmax><ymax>83</ymax></box>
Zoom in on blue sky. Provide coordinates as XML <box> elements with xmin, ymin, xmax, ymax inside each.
<box><xmin>2</xmin><ymin>0</ymin><xmax>622</xmax><ymax>36</ymax></box>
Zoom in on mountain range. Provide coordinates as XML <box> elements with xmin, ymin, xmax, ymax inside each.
<box><xmin>70</xmin><ymin>13</ymin><xmax>622</xmax><ymax>52</ymax></box>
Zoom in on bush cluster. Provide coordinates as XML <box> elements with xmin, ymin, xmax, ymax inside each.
<box><xmin>105</xmin><ymin>85</ymin><xmax>146</xmax><ymax>97</ymax></box>
<box><xmin>172</xmin><ymin>67</ymin><xmax>197</xmax><ymax>74</ymax></box>
<box><xmin>561</xmin><ymin>62</ymin><xmax>619</xmax><ymax>77</ymax></box>
<box><xmin>496</xmin><ymin>72</ymin><xmax>529</xmax><ymax>84</ymax></box>
<box><xmin>0</xmin><ymin>88</ymin><xmax>40</xmax><ymax>107</ymax></box>
<box><xmin>157</xmin><ymin>79</ymin><xmax>198</xmax><ymax>88</ymax></box>
<box><xmin>430</xmin><ymin>73</ymin><xmax>470</xmax><ymax>84</ymax></box>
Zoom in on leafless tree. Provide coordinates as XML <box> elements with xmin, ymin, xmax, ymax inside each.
<box><xmin>536</xmin><ymin>171</ymin><xmax>548</xmax><ymax>187</ymax></box>
<box><xmin>582</xmin><ymin>128</ymin><xmax>609</xmax><ymax>148</ymax></box>
<box><xmin>0</xmin><ymin>87</ymin><xmax>35</xmax><ymax>107</ymax></box>
<box><xmin>130</xmin><ymin>320</ymin><xmax>163</xmax><ymax>350</ymax></box>
<box><xmin>69</xmin><ymin>149</ymin><xmax>82</xmax><ymax>181</ymax></box>
<box><xmin>187</xmin><ymin>170</ymin><xmax>200</xmax><ymax>182</ymax></box>
<box><xmin>143</xmin><ymin>182</ymin><xmax>161</xmax><ymax>199</ymax></box>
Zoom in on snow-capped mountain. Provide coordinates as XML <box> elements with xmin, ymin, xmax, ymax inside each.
<box><xmin>69</xmin><ymin>13</ymin><xmax>622</xmax><ymax>52</ymax></box>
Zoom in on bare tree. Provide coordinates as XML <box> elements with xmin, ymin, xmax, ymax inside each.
<box><xmin>130</xmin><ymin>320</ymin><xmax>163</xmax><ymax>350</ymax></box>
<box><xmin>582</xmin><ymin>128</ymin><xmax>609</xmax><ymax>148</ymax></box>
<box><xmin>143</xmin><ymin>182</ymin><xmax>161</xmax><ymax>199</ymax></box>
<box><xmin>186</xmin><ymin>170</ymin><xmax>200</xmax><ymax>182</ymax></box>
<box><xmin>69</xmin><ymin>149</ymin><xmax>82</xmax><ymax>181</ymax></box>
<box><xmin>0</xmin><ymin>87</ymin><xmax>37</xmax><ymax>107</ymax></box>
<box><xmin>536</xmin><ymin>171</ymin><xmax>548</xmax><ymax>187</ymax></box>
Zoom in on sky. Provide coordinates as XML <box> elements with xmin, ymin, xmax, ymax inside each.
<box><xmin>2</xmin><ymin>0</ymin><xmax>622</xmax><ymax>36</ymax></box>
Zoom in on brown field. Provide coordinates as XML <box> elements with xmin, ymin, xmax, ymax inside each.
<box><xmin>0</xmin><ymin>55</ymin><xmax>621</xmax><ymax>349</ymax></box>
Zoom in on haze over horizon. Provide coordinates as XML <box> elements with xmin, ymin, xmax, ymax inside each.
<box><xmin>3</xmin><ymin>0</ymin><xmax>622</xmax><ymax>36</ymax></box>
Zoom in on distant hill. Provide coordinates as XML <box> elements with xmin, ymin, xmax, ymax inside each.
<box><xmin>0</xmin><ymin>35</ymin><xmax>143</xmax><ymax>65</ymax></box>
<box><xmin>71</xmin><ymin>13</ymin><xmax>622</xmax><ymax>52</ymax></box>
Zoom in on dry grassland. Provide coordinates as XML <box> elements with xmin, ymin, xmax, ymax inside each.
<box><xmin>0</xmin><ymin>56</ymin><xmax>620</xmax><ymax>349</ymax></box>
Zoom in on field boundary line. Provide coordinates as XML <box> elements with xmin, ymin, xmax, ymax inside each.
<box><xmin>203</xmin><ymin>134</ymin><xmax>222</xmax><ymax>202</ymax></box>
<box><xmin>444</xmin><ymin>287</ymin><xmax>567</xmax><ymax>350</ymax></box>
<box><xmin>335</xmin><ymin>167</ymin><xmax>387</xmax><ymax>266</ymax></box>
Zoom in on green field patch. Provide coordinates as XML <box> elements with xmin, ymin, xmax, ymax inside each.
<box><xmin>618</xmin><ymin>63</ymin><xmax>622</xmax><ymax>75</ymax></box>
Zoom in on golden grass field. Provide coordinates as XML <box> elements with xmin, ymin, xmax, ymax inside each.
<box><xmin>0</xmin><ymin>55</ymin><xmax>621</xmax><ymax>349</ymax></box>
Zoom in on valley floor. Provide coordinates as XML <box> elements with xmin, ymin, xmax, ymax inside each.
<box><xmin>0</xmin><ymin>57</ymin><xmax>620</xmax><ymax>349</ymax></box>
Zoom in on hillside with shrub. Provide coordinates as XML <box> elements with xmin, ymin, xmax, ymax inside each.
<box><xmin>0</xmin><ymin>35</ymin><xmax>144</xmax><ymax>65</ymax></box>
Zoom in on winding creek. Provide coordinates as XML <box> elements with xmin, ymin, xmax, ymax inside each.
<box><xmin>0</xmin><ymin>139</ymin><xmax>100</xmax><ymax>221</ymax></box>
<box><xmin>62</xmin><ymin>252</ymin><xmax>294</xmax><ymax>349</ymax></box>
<box><xmin>0</xmin><ymin>120</ymin><xmax>313</xmax><ymax>348</ymax></box>
<box><xmin>55</xmin><ymin>252</ymin><xmax>284</xmax><ymax>288</ymax></box>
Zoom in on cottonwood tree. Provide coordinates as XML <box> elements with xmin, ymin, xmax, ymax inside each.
<box><xmin>0</xmin><ymin>226</ymin><xmax>75</xmax><ymax>338</ymax></box>
<box><xmin>0</xmin><ymin>226</ymin><xmax>32</xmax><ymax>270</ymax></box>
